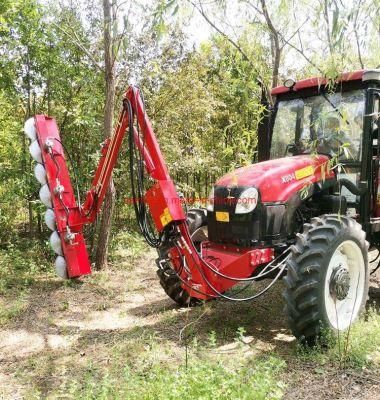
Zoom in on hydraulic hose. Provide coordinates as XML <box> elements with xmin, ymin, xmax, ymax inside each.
<box><xmin>126</xmin><ymin>98</ymin><xmax>163</xmax><ymax>248</ymax></box>
<box><xmin>338</xmin><ymin>178</ymin><xmax>366</xmax><ymax>196</ymax></box>
<box><xmin>126</xmin><ymin>86</ymin><xmax>287</xmax><ymax>301</ymax></box>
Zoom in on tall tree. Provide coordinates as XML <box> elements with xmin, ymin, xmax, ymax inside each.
<box><xmin>95</xmin><ymin>0</ymin><xmax>117</xmax><ymax>270</ymax></box>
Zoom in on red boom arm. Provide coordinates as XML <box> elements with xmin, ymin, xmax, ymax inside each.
<box><xmin>29</xmin><ymin>85</ymin><xmax>274</xmax><ymax>299</ymax></box>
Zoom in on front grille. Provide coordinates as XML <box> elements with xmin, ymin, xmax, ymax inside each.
<box><xmin>207</xmin><ymin>185</ymin><xmax>287</xmax><ymax>247</ymax></box>
<box><xmin>207</xmin><ymin>185</ymin><xmax>261</xmax><ymax>247</ymax></box>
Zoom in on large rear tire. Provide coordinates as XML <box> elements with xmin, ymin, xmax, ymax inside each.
<box><xmin>156</xmin><ymin>208</ymin><xmax>207</xmax><ymax>306</ymax></box>
<box><xmin>283</xmin><ymin>215</ymin><xmax>369</xmax><ymax>344</ymax></box>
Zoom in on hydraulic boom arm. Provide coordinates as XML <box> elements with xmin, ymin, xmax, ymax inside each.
<box><xmin>26</xmin><ymin>85</ymin><xmax>277</xmax><ymax>300</ymax></box>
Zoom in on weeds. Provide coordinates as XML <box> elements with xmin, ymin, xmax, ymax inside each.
<box><xmin>0</xmin><ymin>238</ymin><xmax>52</xmax><ymax>326</ymax></box>
<box><xmin>235</xmin><ymin>326</ymin><xmax>247</xmax><ymax>342</ymax></box>
<box><xmin>332</xmin><ymin>309</ymin><xmax>380</xmax><ymax>368</ymax></box>
<box><xmin>0</xmin><ymin>295</ymin><xmax>27</xmax><ymax>325</ymax></box>
<box><xmin>208</xmin><ymin>330</ymin><xmax>217</xmax><ymax>347</ymax></box>
<box><xmin>66</xmin><ymin>353</ymin><xmax>286</xmax><ymax>400</ymax></box>
<box><xmin>0</xmin><ymin>239</ymin><xmax>52</xmax><ymax>296</ymax></box>
<box><xmin>296</xmin><ymin>309</ymin><xmax>380</xmax><ymax>369</ymax></box>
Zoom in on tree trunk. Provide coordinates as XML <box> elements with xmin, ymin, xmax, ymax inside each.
<box><xmin>95</xmin><ymin>182</ymin><xmax>115</xmax><ymax>270</ymax></box>
<box><xmin>28</xmin><ymin>201</ymin><xmax>33</xmax><ymax>238</ymax></box>
<box><xmin>260</xmin><ymin>0</ymin><xmax>281</xmax><ymax>88</ymax></box>
<box><xmin>95</xmin><ymin>0</ymin><xmax>116</xmax><ymax>270</ymax></box>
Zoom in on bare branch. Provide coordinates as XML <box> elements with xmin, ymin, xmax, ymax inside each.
<box><xmin>323</xmin><ymin>0</ymin><xmax>333</xmax><ymax>55</ymax></box>
<box><xmin>352</xmin><ymin>0</ymin><xmax>364</xmax><ymax>69</ymax></box>
<box><xmin>277</xmin><ymin>30</ymin><xmax>324</xmax><ymax>74</ymax></box>
<box><xmin>245</xmin><ymin>0</ymin><xmax>263</xmax><ymax>16</ymax></box>
<box><xmin>281</xmin><ymin>18</ymin><xmax>310</xmax><ymax>51</ymax></box>
<box><xmin>53</xmin><ymin>22</ymin><xmax>103</xmax><ymax>71</ymax></box>
<box><xmin>189</xmin><ymin>1</ymin><xmax>252</xmax><ymax>65</ymax></box>
<box><xmin>259</xmin><ymin>0</ymin><xmax>280</xmax><ymax>87</ymax></box>
<box><xmin>187</xmin><ymin>0</ymin><xmax>272</xmax><ymax>101</ymax></box>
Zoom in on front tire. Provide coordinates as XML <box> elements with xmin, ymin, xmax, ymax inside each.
<box><xmin>156</xmin><ymin>208</ymin><xmax>207</xmax><ymax>306</ymax></box>
<box><xmin>283</xmin><ymin>215</ymin><xmax>369</xmax><ymax>344</ymax></box>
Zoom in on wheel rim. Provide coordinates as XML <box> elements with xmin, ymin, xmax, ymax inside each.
<box><xmin>324</xmin><ymin>239</ymin><xmax>366</xmax><ymax>331</ymax></box>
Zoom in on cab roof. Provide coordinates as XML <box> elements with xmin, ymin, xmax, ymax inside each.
<box><xmin>271</xmin><ymin>70</ymin><xmax>364</xmax><ymax>95</ymax></box>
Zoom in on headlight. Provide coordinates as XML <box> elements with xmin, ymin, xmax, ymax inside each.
<box><xmin>206</xmin><ymin>187</ymin><xmax>214</xmax><ymax>211</ymax></box>
<box><xmin>235</xmin><ymin>187</ymin><xmax>259</xmax><ymax>214</ymax></box>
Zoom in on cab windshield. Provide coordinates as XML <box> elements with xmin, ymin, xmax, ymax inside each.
<box><xmin>270</xmin><ymin>90</ymin><xmax>365</xmax><ymax>161</ymax></box>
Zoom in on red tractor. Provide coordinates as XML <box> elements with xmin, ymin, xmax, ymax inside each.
<box><xmin>24</xmin><ymin>69</ymin><xmax>380</xmax><ymax>344</ymax></box>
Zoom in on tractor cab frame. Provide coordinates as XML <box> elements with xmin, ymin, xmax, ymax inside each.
<box><xmin>260</xmin><ymin>70</ymin><xmax>380</xmax><ymax>239</ymax></box>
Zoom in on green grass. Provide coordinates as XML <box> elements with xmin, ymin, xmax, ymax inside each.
<box><xmin>17</xmin><ymin>323</ymin><xmax>287</xmax><ymax>400</ymax></box>
<box><xmin>0</xmin><ymin>295</ymin><xmax>28</xmax><ymax>325</ymax></box>
<box><xmin>65</xmin><ymin>354</ymin><xmax>286</xmax><ymax>400</ymax></box>
<box><xmin>296</xmin><ymin>308</ymin><xmax>380</xmax><ymax>369</ymax></box>
<box><xmin>0</xmin><ymin>237</ymin><xmax>53</xmax><ymax>326</ymax></box>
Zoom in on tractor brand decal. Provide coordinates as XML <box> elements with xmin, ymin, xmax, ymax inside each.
<box><xmin>281</xmin><ymin>165</ymin><xmax>314</xmax><ymax>184</ymax></box>
<box><xmin>281</xmin><ymin>173</ymin><xmax>295</xmax><ymax>183</ymax></box>
<box><xmin>160</xmin><ymin>207</ymin><xmax>173</xmax><ymax>227</ymax></box>
<box><xmin>295</xmin><ymin>165</ymin><xmax>314</xmax><ymax>180</ymax></box>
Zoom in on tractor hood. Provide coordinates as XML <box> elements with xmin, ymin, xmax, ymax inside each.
<box><xmin>216</xmin><ymin>154</ymin><xmax>335</xmax><ymax>203</ymax></box>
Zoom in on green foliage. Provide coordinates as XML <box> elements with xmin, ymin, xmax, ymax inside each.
<box><xmin>147</xmin><ymin>52</ymin><xmax>222</xmax><ymax>173</ymax></box>
<box><xmin>146</xmin><ymin>35</ymin><xmax>265</xmax><ymax>176</ymax></box>
<box><xmin>0</xmin><ymin>0</ymin><xmax>104</xmax><ymax>244</ymax></box>
<box><xmin>0</xmin><ymin>238</ymin><xmax>53</xmax><ymax>296</ymax></box>
<box><xmin>109</xmin><ymin>229</ymin><xmax>149</xmax><ymax>267</ymax></box>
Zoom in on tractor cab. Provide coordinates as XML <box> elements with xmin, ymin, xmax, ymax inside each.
<box><xmin>270</xmin><ymin>87</ymin><xmax>364</xmax><ymax>162</ymax></box>
<box><xmin>269</xmin><ymin>70</ymin><xmax>380</xmax><ymax>229</ymax></box>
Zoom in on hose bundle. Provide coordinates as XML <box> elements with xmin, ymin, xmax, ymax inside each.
<box><xmin>125</xmin><ymin>86</ymin><xmax>286</xmax><ymax>301</ymax></box>
<box><xmin>125</xmin><ymin>94</ymin><xmax>163</xmax><ymax>248</ymax></box>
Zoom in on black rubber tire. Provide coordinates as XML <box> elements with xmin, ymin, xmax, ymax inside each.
<box><xmin>156</xmin><ymin>208</ymin><xmax>207</xmax><ymax>307</ymax></box>
<box><xmin>156</xmin><ymin>261</ymin><xmax>201</xmax><ymax>306</ymax></box>
<box><xmin>186</xmin><ymin>208</ymin><xmax>207</xmax><ymax>235</ymax></box>
<box><xmin>283</xmin><ymin>214</ymin><xmax>369</xmax><ymax>345</ymax></box>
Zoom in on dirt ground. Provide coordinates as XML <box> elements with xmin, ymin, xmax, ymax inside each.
<box><xmin>0</xmin><ymin>249</ymin><xmax>379</xmax><ymax>399</ymax></box>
